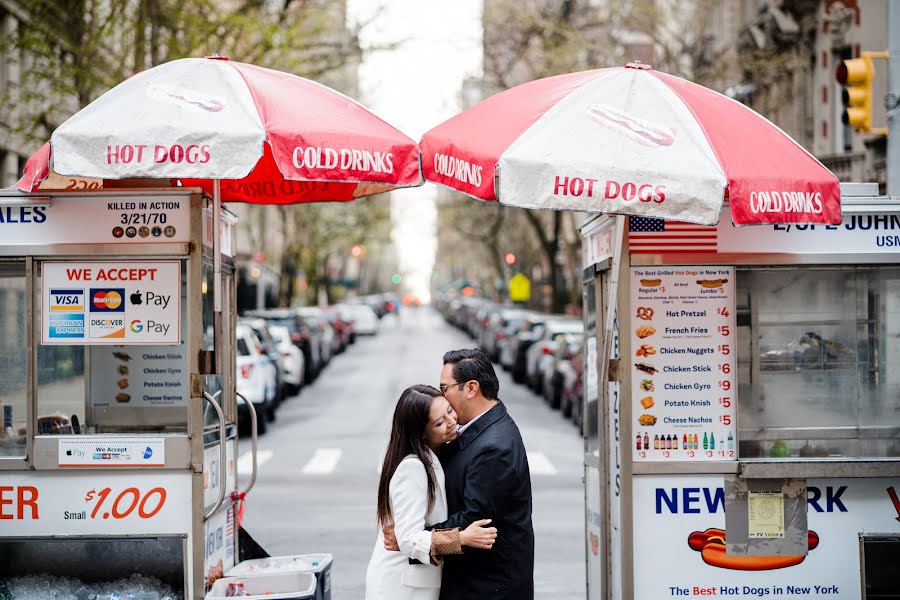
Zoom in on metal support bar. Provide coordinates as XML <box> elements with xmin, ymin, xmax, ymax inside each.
<box><xmin>202</xmin><ymin>391</ymin><xmax>227</xmax><ymax>520</ymax></box>
<box><xmin>236</xmin><ymin>391</ymin><xmax>259</xmax><ymax>496</ymax></box>
<box><xmin>213</xmin><ymin>179</ymin><xmax>222</xmax><ymax>312</ymax></box>
<box><xmin>597</xmin><ymin>216</ymin><xmax>625</xmax><ymax>393</ymax></box>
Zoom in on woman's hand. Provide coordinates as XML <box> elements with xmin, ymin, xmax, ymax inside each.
<box><xmin>459</xmin><ymin>518</ymin><xmax>497</xmax><ymax>550</ymax></box>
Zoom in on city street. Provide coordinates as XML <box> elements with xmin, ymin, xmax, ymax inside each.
<box><xmin>238</xmin><ymin>307</ymin><xmax>585</xmax><ymax>599</ymax></box>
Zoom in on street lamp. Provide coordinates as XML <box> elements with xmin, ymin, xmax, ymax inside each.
<box><xmin>350</xmin><ymin>243</ymin><xmax>364</xmax><ymax>258</ymax></box>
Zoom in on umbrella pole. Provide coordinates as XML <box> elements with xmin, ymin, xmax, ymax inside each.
<box><xmin>214</xmin><ymin>179</ymin><xmax>222</xmax><ymax>313</ymax></box>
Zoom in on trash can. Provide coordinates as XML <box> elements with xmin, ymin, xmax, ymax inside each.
<box><xmin>206</xmin><ymin>572</ymin><xmax>316</xmax><ymax>600</ymax></box>
<box><xmin>227</xmin><ymin>554</ymin><xmax>333</xmax><ymax>600</ymax></box>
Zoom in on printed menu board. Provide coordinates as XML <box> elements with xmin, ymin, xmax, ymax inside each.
<box><xmin>90</xmin><ymin>345</ymin><xmax>187</xmax><ymax>408</ymax></box>
<box><xmin>630</xmin><ymin>266</ymin><xmax>736</xmax><ymax>462</ymax></box>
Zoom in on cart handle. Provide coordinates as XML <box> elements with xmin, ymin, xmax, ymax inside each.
<box><xmin>236</xmin><ymin>391</ymin><xmax>259</xmax><ymax>496</ymax></box>
<box><xmin>203</xmin><ymin>390</ymin><xmax>228</xmax><ymax>521</ymax></box>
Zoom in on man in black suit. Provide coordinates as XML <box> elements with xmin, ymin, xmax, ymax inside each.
<box><xmin>432</xmin><ymin>348</ymin><xmax>534</xmax><ymax>599</ymax></box>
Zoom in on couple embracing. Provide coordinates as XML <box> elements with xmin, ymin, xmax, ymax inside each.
<box><xmin>365</xmin><ymin>348</ymin><xmax>535</xmax><ymax>600</ymax></box>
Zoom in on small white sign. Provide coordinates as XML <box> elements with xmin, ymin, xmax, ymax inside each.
<box><xmin>59</xmin><ymin>437</ymin><xmax>165</xmax><ymax>467</ymax></box>
<box><xmin>0</xmin><ymin>470</ymin><xmax>190</xmax><ymax>535</ymax></box>
<box><xmin>749</xmin><ymin>490</ymin><xmax>786</xmax><ymax>539</ymax></box>
<box><xmin>41</xmin><ymin>261</ymin><xmax>181</xmax><ymax>345</ymax></box>
<box><xmin>0</xmin><ymin>194</ymin><xmax>189</xmax><ymax>245</ymax></box>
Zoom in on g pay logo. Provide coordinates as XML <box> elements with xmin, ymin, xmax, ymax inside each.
<box><xmin>90</xmin><ymin>288</ymin><xmax>125</xmax><ymax>312</ymax></box>
<box><xmin>50</xmin><ymin>289</ymin><xmax>84</xmax><ymax>312</ymax></box>
<box><xmin>130</xmin><ymin>320</ymin><xmax>143</xmax><ymax>333</ymax></box>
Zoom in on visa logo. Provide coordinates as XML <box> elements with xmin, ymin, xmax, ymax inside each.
<box><xmin>49</xmin><ymin>288</ymin><xmax>84</xmax><ymax>311</ymax></box>
<box><xmin>655</xmin><ymin>486</ymin><xmax>848</xmax><ymax>514</ymax></box>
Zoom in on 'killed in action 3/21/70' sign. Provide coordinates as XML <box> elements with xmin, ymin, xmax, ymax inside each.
<box><xmin>42</xmin><ymin>262</ymin><xmax>180</xmax><ymax>345</ymax></box>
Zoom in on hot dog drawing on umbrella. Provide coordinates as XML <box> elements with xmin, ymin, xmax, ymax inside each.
<box><xmin>687</xmin><ymin>528</ymin><xmax>820</xmax><ymax>571</ymax></box>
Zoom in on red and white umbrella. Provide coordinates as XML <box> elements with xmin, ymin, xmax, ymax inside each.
<box><xmin>420</xmin><ymin>63</ymin><xmax>840</xmax><ymax>226</ymax></box>
<box><xmin>14</xmin><ymin>56</ymin><xmax>422</xmax><ymax>310</ymax></box>
<box><xmin>16</xmin><ymin>56</ymin><xmax>422</xmax><ymax>201</ymax></box>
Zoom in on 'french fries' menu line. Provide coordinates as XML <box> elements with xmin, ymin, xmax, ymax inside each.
<box><xmin>631</xmin><ymin>267</ymin><xmax>737</xmax><ymax>462</ymax></box>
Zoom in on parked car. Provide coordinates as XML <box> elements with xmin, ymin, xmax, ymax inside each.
<box><xmin>236</xmin><ymin>324</ymin><xmax>277</xmax><ymax>433</ymax></box>
<box><xmin>339</xmin><ymin>303</ymin><xmax>379</xmax><ymax>336</ymax></box>
<box><xmin>297</xmin><ymin>307</ymin><xmax>337</xmax><ymax>365</ymax></box>
<box><xmin>323</xmin><ymin>307</ymin><xmax>353</xmax><ymax>351</ymax></box>
<box><xmin>510</xmin><ymin>315</ymin><xmax>554</xmax><ymax>383</ymax></box>
<box><xmin>240</xmin><ymin>317</ymin><xmax>286</xmax><ymax>406</ymax></box>
<box><xmin>564</xmin><ymin>342</ymin><xmax>586</xmax><ymax>428</ymax></box>
<box><xmin>244</xmin><ymin>308</ymin><xmax>323</xmax><ymax>384</ymax></box>
<box><xmin>525</xmin><ymin>319</ymin><xmax>584</xmax><ymax>393</ymax></box>
<box><xmin>481</xmin><ymin>308</ymin><xmax>531</xmax><ymax>362</ymax></box>
<box><xmin>543</xmin><ymin>335</ymin><xmax>583</xmax><ymax>412</ymax></box>
<box><xmin>268</xmin><ymin>324</ymin><xmax>305</xmax><ymax>395</ymax></box>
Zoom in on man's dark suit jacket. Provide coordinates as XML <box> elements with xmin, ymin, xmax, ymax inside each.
<box><xmin>432</xmin><ymin>400</ymin><xmax>534</xmax><ymax>600</ymax></box>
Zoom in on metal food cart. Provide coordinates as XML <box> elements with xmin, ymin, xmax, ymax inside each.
<box><xmin>0</xmin><ymin>186</ymin><xmax>256</xmax><ymax>599</ymax></box>
<box><xmin>581</xmin><ymin>183</ymin><xmax>900</xmax><ymax>600</ymax></box>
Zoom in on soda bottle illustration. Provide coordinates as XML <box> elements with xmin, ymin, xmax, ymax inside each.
<box><xmin>703</xmin><ymin>432</ymin><xmax>709</xmax><ymax>450</ymax></box>
<box><xmin>727</xmin><ymin>431</ymin><xmax>734</xmax><ymax>449</ymax></box>
<box><xmin>644</xmin><ymin>432</ymin><xmax>649</xmax><ymax>450</ymax></box>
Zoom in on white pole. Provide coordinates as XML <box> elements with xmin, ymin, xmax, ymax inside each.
<box><xmin>214</xmin><ymin>179</ymin><xmax>222</xmax><ymax>312</ymax></box>
<box><xmin>888</xmin><ymin>2</ymin><xmax>899</xmax><ymax>195</ymax></box>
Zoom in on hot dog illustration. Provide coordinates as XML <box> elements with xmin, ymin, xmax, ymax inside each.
<box><xmin>587</xmin><ymin>104</ymin><xmax>676</xmax><ymax>147</ymax></box>
<box><xmin>697</xmin><ymin>278</ymin><xmax>728</xmax><ymax>289</ymax></box>
<box><xmin>687</xmin><ymin>528</ymin><xmax>819</xmax><ymax>571</ymax></box>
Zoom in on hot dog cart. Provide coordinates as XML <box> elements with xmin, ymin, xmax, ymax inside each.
<box><xmin>580</xmin><ymin>183</ymin><xmax>900</xmax><ymax>600</ymax></box>
<box><xmin>0</xmin><ymin>186</ymin><xmax>258</xmax><ymax>599</ymax></box>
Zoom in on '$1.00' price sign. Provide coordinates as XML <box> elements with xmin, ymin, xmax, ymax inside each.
<box><xmin>84</xmin><ymin>486</ymin><xmax>167</xmax><ymax>520</ymax></box>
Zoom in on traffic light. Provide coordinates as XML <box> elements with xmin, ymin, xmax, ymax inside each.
<box><xmin>504</xmin><ymin>252</ymin><xmax>516</xmax><ymax>266</ymax></box>
<box><xmin>837</xmin><ymin>55</ymin><xmax>874</xmax><ymax>131</ymax></box>
<box><xmin>350</xmin><ymin>243</ymin><xmax>364</xmax><ymax>258</ymax></box>
<box><xmin>836</xmin><ymin>51</ymin><xmax>889</xmax><ymax>135</ymax></box>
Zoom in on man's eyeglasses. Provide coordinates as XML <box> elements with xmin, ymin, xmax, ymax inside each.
<box><xmin>439</xmin><ymin>381</ymin><xmax>465</xmax><ymax>394</ymax></box>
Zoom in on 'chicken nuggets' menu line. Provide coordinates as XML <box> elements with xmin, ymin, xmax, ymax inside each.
<box><xmin>630</xmin><ymin>267</ymin><xmax>737</xmax><ymax>462</ymax></box>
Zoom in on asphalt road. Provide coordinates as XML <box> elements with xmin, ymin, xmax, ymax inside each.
<box><xmin>238</xmin><ymin>307</ymin><xmax>585</xmax><ymax>598</ymax></box>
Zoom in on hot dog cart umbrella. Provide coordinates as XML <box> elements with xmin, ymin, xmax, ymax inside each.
<box><xmin>421</xmin><ymin>63</ymin><xmax>900</xmax><ymax>600</ymax></box>
<box><xmin>3</xmin><ymin>56</ymin><xmax>420</xmax><ymax>599</ymax></box>
<box><xmin>419</xmin><ymin>61</ymin><xmax>841</xmax><ymax>227</ymax></box>
<box><xmin>16</xmin><ymin>55</ymin><xmax>423</xmax><ymax>310</ymax></box>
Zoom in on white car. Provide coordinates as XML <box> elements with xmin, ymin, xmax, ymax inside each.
<box><xmin>269</xmin><ymin>324</ymin><xmax>305</xmax><ymax>395</ymax></box>
<box><xmin>236</xmin><ymin>324</ymin><xmax>278</xmax><ymax>434</ymax></box>
<box><xmin>340</xmin><ymin>304</ymin><xmax>378</xmax><ymax>335</ymax></box>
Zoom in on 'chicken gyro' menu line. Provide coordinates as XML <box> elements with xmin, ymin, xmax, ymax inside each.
<box><xmin>630</xmin><ymin>267</ymin><xmax>736</xmax><ymax>462</ymax></box>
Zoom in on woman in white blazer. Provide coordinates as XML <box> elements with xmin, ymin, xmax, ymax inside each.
<box><xmin>365</xmin><ymin>385</ymin><xmax>497</xmax><ymax>600</ymax></box>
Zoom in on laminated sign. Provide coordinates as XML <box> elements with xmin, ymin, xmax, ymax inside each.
<box><xmin>42</xmin><ymin>262</ymin><xmax>180</xmax><ymax>345</ymax></box>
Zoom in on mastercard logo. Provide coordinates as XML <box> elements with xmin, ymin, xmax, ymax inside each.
<box><xmin>92</xmin><ymin>290</ymin><xmax>123</xmax><ymax>310</ymax></box>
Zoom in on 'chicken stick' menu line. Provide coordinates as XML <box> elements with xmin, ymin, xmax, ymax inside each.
<box><xmin>631</xmin><ymin>267</ymin><xmax>737</xmax><ymax>462</ymax></box>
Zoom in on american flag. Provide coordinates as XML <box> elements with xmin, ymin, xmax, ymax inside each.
<box><xmin>225</xmin><ymin>506</ymin><xmax>234</xmax><ymax>536</ymax></box>
<box><xmin>628</xmin><ymin>216</ymin><xmax>718</xmax><ymax>254</ymax></box>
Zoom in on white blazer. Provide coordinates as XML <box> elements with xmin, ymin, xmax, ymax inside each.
<box><xmin>365</xmin><ymin>449</ymin><xmax>448</xmax><ymax>600</ymax></box>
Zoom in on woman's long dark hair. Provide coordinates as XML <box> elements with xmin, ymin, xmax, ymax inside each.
<box><xmin>376</xmin><ymin>385</ymin><xmax>442</xmax><ymax>527</ymax></box>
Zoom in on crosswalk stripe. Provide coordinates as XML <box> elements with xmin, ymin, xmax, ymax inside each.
<box><xmin>527</xmin><ymin>451</ymin><xmax>558</xmax><ymax>476</ymax></box>
<box><xmin>237</xmin><ymin>449</ymin><xmax>273</xmax><ymax>474</ymax></box>
<box><xmin>302</xmin><ymin>448</ymin><xmax>343</xmax><ymax>475</ymax></box>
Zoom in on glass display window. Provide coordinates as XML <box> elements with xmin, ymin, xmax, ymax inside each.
<box><xmin>736</xmin><ymin>267</ymin><xmax>900</xmax><ymax>459</ymax></box>
<box><xmin>0</xmin><ymin>262</ymin><xmax>27</xmax><ymax>457</ymax></box>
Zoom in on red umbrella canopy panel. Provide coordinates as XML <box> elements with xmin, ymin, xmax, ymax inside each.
<box><xmin>420</xmin><ymin>64</ymin><xmax>840</xmax><ymax>226</ymax></box>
